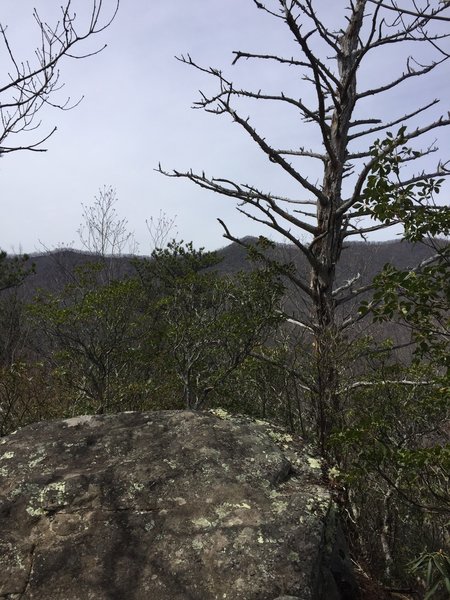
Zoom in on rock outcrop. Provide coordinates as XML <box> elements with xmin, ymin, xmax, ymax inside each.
<box><xmin>0</xmin><ymin>410</ymin><xmax>358</xmax><ymax>599</ymax></box>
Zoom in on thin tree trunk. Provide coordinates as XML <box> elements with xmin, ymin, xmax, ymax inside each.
<box><xmin>310</xmin><ymin>0</ymin><xmax>365</xmax><ymax>455</ymax></box>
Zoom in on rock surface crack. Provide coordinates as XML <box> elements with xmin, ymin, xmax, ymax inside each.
<box><xmin>18</xmin><ymin>543</ymin><xmax>36</xmax><ymax>599</ymax></box>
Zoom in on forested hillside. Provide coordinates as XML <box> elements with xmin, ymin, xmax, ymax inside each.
<box><xmin>16</xmin><ymin>237</ymin><xmax>437</xmax><ymax>294</ymax></box>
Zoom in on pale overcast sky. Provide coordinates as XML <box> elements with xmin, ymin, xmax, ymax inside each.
<box><xmin>0</xmin><ymin>0</ymin><xmax>448</xmax><ymax>254</ymax></box>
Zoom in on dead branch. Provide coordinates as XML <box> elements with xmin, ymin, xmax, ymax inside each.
<box><xmin>0</xmin><ymin>0</ymin><xmax>119</xmax><ymax>155</ymax></box>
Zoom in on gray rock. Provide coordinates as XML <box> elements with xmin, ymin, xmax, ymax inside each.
<box><xmin>0</xmin><ymin>409</ymin><xmax>359</xmax><ymax>599</ymax></box>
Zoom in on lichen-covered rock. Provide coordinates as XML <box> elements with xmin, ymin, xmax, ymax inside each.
<box><xmin>0</xmin><ymin>410</ymin><xmax>358</xmax><ymax>600</ymax></box>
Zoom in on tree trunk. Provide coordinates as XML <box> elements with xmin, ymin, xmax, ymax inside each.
<box><xmin>310</xmin><ymin>1</ymin><xmax>364</xmax><ymax>455</ymax></box>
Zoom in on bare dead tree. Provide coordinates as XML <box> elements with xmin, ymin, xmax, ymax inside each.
<box><xmin>0</xmin><ymin>0</ymin><xmax>119</xmax><ymax>155</ymax></box>
<box><xmin>78</xmin><ymin>186</ymin><xmax>137</xmax><ymax>258</ymax></box>
<box><xmin>145</xmin><ymin>210</ymin><xmax>178</xmax><ymax>254</ymax></box>
<box><xmin>160</xmin><ymin>0</ymin><xmax>450</xmax><ymax>454</ymax></box>
<box><xmin>77</xmin><ymin>185</ymin><xmax>137</xmax><ymax>284</ymax></box>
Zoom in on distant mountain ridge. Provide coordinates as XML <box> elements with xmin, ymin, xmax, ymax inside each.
<box><xmin>16</xmin><ymin>238</ymin><xmax>439</xmax><ymax>298</ymax></box>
